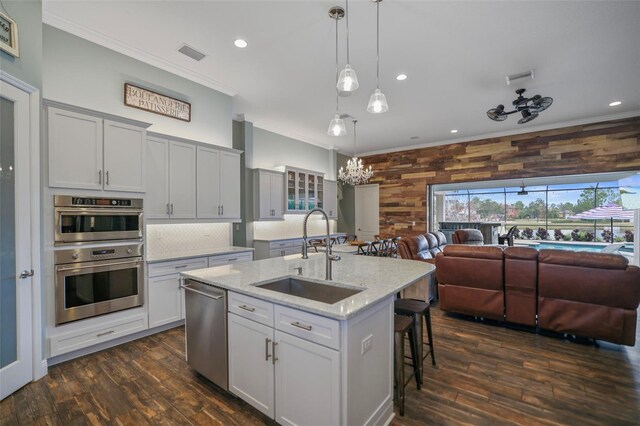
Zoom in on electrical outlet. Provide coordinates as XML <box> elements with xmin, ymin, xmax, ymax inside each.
<box><xmin>235</xmin><ymin>224</ymin><xmax>240</xmax><ymax>231</ymax></box>
<box><xmin>361</xmin><ymin>335</ymin><xmax>373</xmax><ymax>355</ymax></box>
<box><xmin>412</xmin><ymin>221</ymin><xmax>416</xmax><ymax>226</ymax></box>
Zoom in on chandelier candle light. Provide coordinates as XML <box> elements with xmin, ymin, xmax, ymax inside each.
<box><xmin>336</xmin><ymin>0</ymin><xmax>359</xmax><ymax>92</ymax></box>
<box><xmin>328</xmin><ymin>6</ymin><xmax>347</xmax><ymax>136</ymax></box>
<box><xmin>367</xmin><ymin>0</ymin><xmax>388</xmax><ymax>114</ymax></box>
<box><xmin>339</xmin><ymin>120</ymin><xmax>373</xmax><ymax>185</ymax></box>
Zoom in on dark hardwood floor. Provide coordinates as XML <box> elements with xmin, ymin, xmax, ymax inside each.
<box><xmin>2</xmin><ymin>305</ymin><xmax>639</xmax><ymax>425</ymax></box>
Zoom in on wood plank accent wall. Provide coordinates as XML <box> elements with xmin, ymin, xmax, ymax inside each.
<box><xmin>363</xmin><ymin>116</ymin><xmax>640</xmax><ymax>237</ymax></box>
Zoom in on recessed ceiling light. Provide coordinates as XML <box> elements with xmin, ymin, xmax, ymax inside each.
<box><xmin>410</xmin><ymin>136</ymin><xmax>419</xmax><ymax>140</ymax></box>
<box><xmin>396</xmin><ymin>74</ymin><xmax>407</xmax><ymax>81</ymax></box>
<box><xmin>234</xmin><ymin>39</ymin><xmax>248</xmax><ymax>48</ymax></box>
<box><xmin>609</xmin><ymin>101</ymin><xmax>622</xmax><ymax>107</ymax></box>
<box><xmin>450</xmin><ymin>129</ymin><xmax>458</xmax><ymax>134</ymax></box>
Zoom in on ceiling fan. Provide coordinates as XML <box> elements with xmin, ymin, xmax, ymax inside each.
<box><xmin>487</xmin><ymin>88</ymin><xmax>553</xmax><ymax>124</ymax></box>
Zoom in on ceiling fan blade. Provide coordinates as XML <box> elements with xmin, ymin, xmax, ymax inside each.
<box><xmin>517</xmin><ymin>111</ymin><xmax>539</xmax><ymax>124</ymax></box>
<box><xmin>529</xmin><ymin>96</ymin><xmax>553</xmax><ymax>113</ymax></box>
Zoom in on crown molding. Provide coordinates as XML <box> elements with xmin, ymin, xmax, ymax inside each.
<box><xmin>42</xmin><ymin>10</ymin><xmax>238</xmax><ymax>97</ymax></box>
<box><xmin>360</xmin><ymin>110</ymin><xmax>640</xmax><ymax>157</ymax></box>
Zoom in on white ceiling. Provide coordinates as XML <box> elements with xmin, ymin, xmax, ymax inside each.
<box><xmin>43</xmin><ymin>1</ymin><xmax>640</xmax><ymax>155</ymax></box>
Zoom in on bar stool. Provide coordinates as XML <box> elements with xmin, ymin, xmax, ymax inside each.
<box><xmin>393</xmin><ymin>315</ymin><xmax>419</xmax><ymax>416</ymax></box>
<box><xmin>394</xmin><ymin>299</ymin><xmax>436</xmax><ymax>386</ymax></box>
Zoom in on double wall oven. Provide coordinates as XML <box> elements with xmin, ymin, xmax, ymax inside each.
<box><xmin>54</xmin><ymin>196</ymin><xmax>145</xmax><ymax>325</ymax></box>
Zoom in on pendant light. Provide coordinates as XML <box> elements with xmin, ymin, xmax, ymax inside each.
<box><xmin>336</xmin><ymin>0</ymin><xmax>359</xmax><ymax>92</ymax></box>
<box><xmin>338</xmin><ymin>120</ymin><xmax>373</xmax><ymax>185</ymax></box>
<box><xmin>328</xmin><ymin>6</ymin><xmax>347</xmax><ymax>137</ymax></box>
<box><xmin>367</xmin><ymin>0</ymin><xmax>388</xmax><ymax>114</ymax></box>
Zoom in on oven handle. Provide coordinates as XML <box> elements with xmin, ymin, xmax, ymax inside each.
<box><xmin>180</xmin><ymin>283</ymin><xmax>224</xmax><ymax>300</ymax></box>
<box><xmin>56</xmin><ymin>259</ymin><xmax>143</xmax><ymax>272</ymax></box>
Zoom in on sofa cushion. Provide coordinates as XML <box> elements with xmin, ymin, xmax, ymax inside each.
<box><xmin>442</xmin><ymin>245</ymin><xmax>504</xmax><ymax>260</ymax></box>
<box><xmin>539</xmin><ymin>249</ymin><xmax>628</xmax><ymax>270</ymax></box>
<box><xmin>398</xmin><ymin>234</ymin><xmax>433</xmax><ymax>261</ymax></box>
<box><xmin>504</xmin><ymin>246</ymin><xmax>538</xmax><ymax>260</ymax></box>
<box><xmin>453</xmin><ymin>229</ymin><xmax>484</xmax><ymax>245</ymax></box>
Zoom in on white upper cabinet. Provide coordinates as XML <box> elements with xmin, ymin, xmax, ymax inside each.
<box><xmin>324</xmin><ymin>180</ymin><xmax>338</xmax><ymax>219</ymax></box>
<box><xmin>254</xmin><ymin>169</ymin><xmax>285</xmax><ymax>220</ymax></box>
<box><xmin>169</xmin><ymin>141</ymin><xmax>197</xmax><ymax>219</ymax></box>
<box><xmin>145</xmin><ymin>132</ymin><xmax>241</xmax><ymax>222</ymax></box>
<box><xmin>103</xmin><ymin>120</ymin><xmax>146</xmax><ymax>192</ymax></box>
<box><xmin>196</xmin><ymin>146</ymin><xmax>220</xmax><ymax>219</ymax></box>
<box><xmin>196</xmin><ymin>148</ymin><xmax>240</xmax><ymax>220</ymax></box>
<box><xmin>219</xmin><ymin>151</ymin><xmax>241</xmax><ymax>219</ymax></box>
<box><xmin>48</xmin><ymin>107</ymin><xmax>103</xmax><ymax>190</ymax></box>
<box><xmin>145</xmin><ymin>137</ymin><xmax>170</xmax><ymax>219</ymax></box>
<box><xmin>47</xmin><ymin>104</ymin><xmax>149</xmax><ymax>192</ymax></box>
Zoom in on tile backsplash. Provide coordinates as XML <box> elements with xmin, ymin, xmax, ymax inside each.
<box><xmin>146</xmin><ymin>223</ymin><xmax>232</xmax><ymax>257</ymax></box>
<box><xmin>253</xmin><ymin>215</ymin><xmax>337</xmax><ymax>240</ymax></box>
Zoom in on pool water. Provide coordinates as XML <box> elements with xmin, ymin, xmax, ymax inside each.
<box><xmin>517</xmin><ymin>241</ymin><xmax>634</xmax><ymax>254</ymax></box>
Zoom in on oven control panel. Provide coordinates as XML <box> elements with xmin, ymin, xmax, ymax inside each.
<box><xmin>54</xmin><ymin>195</ymin><xmax>143</xmax><ymax>209</ymax></box>
<box><xmin>55</xmin><ymin>244</ymin><xmax>144</xmax><ymax>265</ymax></box>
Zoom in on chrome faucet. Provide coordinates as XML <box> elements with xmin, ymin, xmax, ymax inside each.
<box><xmin>302</xmin><ymin>208</ymin><xmax>341</xmax><ymax>280</ymax></box>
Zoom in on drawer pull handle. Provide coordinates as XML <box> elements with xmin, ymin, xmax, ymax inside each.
<box><xmin>174</xmin><ymin>265</ymin><xmax>188</xmax><ymax>269</ymax></box>
<box><xmin>238</xmin><ymin>305</ymin><xmax>256</xmax><ymax>312</ymax></box>
<box><xmin>97</xmin><ymin>330</ymin><xmax>114</xmax><ymax>337</ymax></box>
<box><xmin>227</xmin><ymin>258</ymin><xmax>238</xmax><ymax>262</ymax></box>
<box><xmin>291</xmin><ymin>321</ymin><xmax>313</xmax><ymax>331</ymax></box>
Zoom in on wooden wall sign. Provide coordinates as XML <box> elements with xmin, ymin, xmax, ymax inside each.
<box><xmin>0</xmin><ymin>11</ymin><xmax>19</xmax><ymax>58</ymax></box>
<box><xmin>124</xmin><ymin>83</ymin><xmax>191</xmax><ymax>122</ymax></box>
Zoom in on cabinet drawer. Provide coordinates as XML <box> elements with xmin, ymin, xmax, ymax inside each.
<box><xmin>50</xmin><ymin>313</ymin><xmax>147</xmax><ymax>357</ymax></box>
<box><xmin>274</xmin><ymin>305</ymin><xmax>340</xmax><ymax>350</ymax></box>
<box><xmin>208</xmin><ymin>251</ymin><xmax>253</xmax><ymax>267</ymax></box>
<box><xmin>229</xmin><ymin>292</ymin><xmax>274</xmax><ymax>327</ymax></box>
<box><xmin>148</xmin><ymin>257</ymin><xmax>208</xmax><ymax>278</ymax></box>
<box><xmin>269</xmin><ymin>241</ymin><xmax>293</xmax><ymax>249</ymax></box>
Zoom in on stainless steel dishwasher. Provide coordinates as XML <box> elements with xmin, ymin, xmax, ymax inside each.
<box><xmin>181</xmin><ymin>278</ymin><xmax>228</xmax><ymax>390</ymax></box>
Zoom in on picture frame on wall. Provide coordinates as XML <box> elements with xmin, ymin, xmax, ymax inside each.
<box><xmin>0</xmin><ymin>11</ymin><xmax>19</xmax><ymax>58</ymax></box>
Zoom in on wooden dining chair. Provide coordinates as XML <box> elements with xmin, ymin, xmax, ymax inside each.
<box><xmin>345</xmin><ymin>234</ymin><xmax>358</xmax><ymax>242</ymax></box>
<box><xmin>336</xmin><ymin>235</ymin><xmax>347</xmax><ymax>244</ymax></box>
<box><xmin>371</xmin><ymin>240</ymin><xmax>383</xmax><ymax>256</ymax></box>
<box><xmin>391</xmin><ymin>237</ymin><xmax>402</xmax><ymax>258</ymax></box>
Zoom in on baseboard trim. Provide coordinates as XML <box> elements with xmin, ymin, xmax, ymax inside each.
<box><xmin>47</xmin><ymin>320</ymin><xmax>184</xmax><ymax>366</ymax></box>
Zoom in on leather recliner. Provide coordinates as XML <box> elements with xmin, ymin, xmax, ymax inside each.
<box><xmin>452</xmin><ymin>229</ymin><xmax>484</xmax><ymax>245</ymax></box>
<box><xmin>504</xmin><ymin>247</ymin><xmax>538</xmax><ymax>326</ymax></box>
<box><xmin>436</xmin><ymin>245</ymin><xmax>505</xmax><ymax>320</ymax></box>
<box><xmin>398</xmin><ymin>234</ymin><xmax>434</xmax><ymax>261</ymax></box>
<box><xmin>537</xmin><ymin>249</ymin><xmax>640</xmax><ymax>346</ymax></box>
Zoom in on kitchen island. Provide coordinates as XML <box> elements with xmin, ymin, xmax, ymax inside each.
<box><xmin>181</xmin><ymin>253</ymin><xmax>434</xmax><ymax>426</ymax></box>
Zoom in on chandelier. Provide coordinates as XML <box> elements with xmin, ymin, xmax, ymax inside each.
<box><xmin>338</xmin><ymin>120</ymin><xmax>373</xmax><ymax>185</ymax></box>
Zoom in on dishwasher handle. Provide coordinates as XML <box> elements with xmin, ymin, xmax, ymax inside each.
<box><xmin>180</xmin><ymin>283</ymin><xmax>224</xmax><ymax>300</ymax></box>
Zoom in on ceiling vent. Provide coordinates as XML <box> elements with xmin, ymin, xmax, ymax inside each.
<box><xmin>178</xmin><ymin>44</ymin><xmax>206</xmax><ymax>61</ymax></box>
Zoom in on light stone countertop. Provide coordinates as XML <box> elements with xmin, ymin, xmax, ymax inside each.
<box><xmin>147</xmin><ymin>246</ymin><xmax>254</xmax><ymax>263</ymax></box>
<box><xmin>181</xmin><ymin>253</ymin><xmax>435</xmax><ymax>320</ymax></box>
<box><xmin>253</xmin><ymin>233</ymin><xmax>346</xmax><ymax>243</ymax></box>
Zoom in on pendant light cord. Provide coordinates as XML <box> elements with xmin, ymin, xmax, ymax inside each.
<box><xmin>346</xmin><ymin>0</ymin><xmax>350</xmax><ymax>64</ymax></box>
<box><xmin>335</xmin><ymin>15</ymin><xmax>340</xmax><ymax>113</ymax></box>
<box><xmin>376</xmin><ymin>0</ymin><xmax>380</xmax><ymax>89</ymax></box>
<box><xmin>353</xmin><ymin>120</ymin><xmax>358</xmax><ymax>157</ymax></box>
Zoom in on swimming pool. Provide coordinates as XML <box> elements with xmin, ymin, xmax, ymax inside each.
<box><xmin>516</xmin><ymin>241</ymin><xmax>634</xmax><ymax>254</ymax></box>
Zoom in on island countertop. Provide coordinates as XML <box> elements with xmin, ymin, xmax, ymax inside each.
<box><xmin>181</xmin><ymin>253</ymin><xmax>435</xmax><ymax>320</ymax></box>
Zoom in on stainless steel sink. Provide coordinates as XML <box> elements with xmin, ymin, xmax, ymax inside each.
<box><xmin>254</xmin><ymin>277</ymin><xmax>363</xmax><ymax>304</ymax></box>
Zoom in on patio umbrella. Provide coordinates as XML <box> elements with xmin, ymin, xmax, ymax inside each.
<box><xmin>568</xmin><ymin>203</ymin><xmax>634</xmax><ymax>242</ymax></box>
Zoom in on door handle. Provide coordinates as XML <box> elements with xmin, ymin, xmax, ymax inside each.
<box><xmin>272</xmin><ymin>341</ymin><xmax>278</xmax><ymax>365</ymax></box>
<box><xmin>170</xmin><ymin>204</ymin><xmax>174</xmax><ymax>215</ymax></box>
<box><xmin>221</xmin><ymin>205</ymin><xmax>224</xmax><ymax>215</ymax></box>
<box><xmin>19</xmin><ymin>269</ymin><xmax>34</xmax><ymax>279</ymax></box>
<box><xmin>166</xmin><ymin>203</ymin><xmax>170</xmax><ymax>215</ymax></box>
<box><xmin>98</xmin><ymin>170</ymin><xmax>102</xmax><ymax>185</ymax></box>
<box><xmin>106</xmin><ymin>171</ymin><xmax>110</xmax><ymax>185</ymax></box>
<box><xmin>265</xmin><ymin>338</ymin><xmax>272</xmax><ymax>361</ymax></box>
<box><xmin>218</xmin><ymin>205</ymin><xmax>221</xmax><ymax>215</ymax></box>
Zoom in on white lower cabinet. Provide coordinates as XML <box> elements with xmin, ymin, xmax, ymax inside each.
<box><xmin>228</xmin><ymin>313</ymin><xmax>276</xmax><ymax>418</ymax></box>
<box><xmin>228</xmin><ymin>293</ymin><xmax>340</xmax><ymax>425</ymax></box>
<box><xmin>274</xmin><ymin>330</ymin><xmax>340</xmax><ymax>426</ymax></box>
<box><xmin>148</xmin><ymin>274</ymin><xmax>183</xmax><ymax>327</ymax></box>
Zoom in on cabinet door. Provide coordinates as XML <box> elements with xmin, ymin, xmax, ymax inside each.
<box><xmin>228</xmin><ymin>313</ymin><xmax>275</xmax><ymax>418</ymax></box>
<box><xmin>168</xmin><ymin>141</ymin><xmax>196</xmax><ymax>219</ymax></box>
<box><xmin>103</xmin><ymin>120</ymin><xmax>146</xmax><ymax>192</ymax></box>
<box><xmin>256</xmin><ymin>171</ymin><xmax>272</xmax><ymax>220</ymax></box>
<box><xmin>48</xmin><ymin>107</ymin><xmax>103</xmax><ymax>190</ymax></box>
<box><xmin>145</xmin><ymin>137</ymin><xmax>170</xmax><ymax>219</ymax></box>
<box><xmin>270</xmin><ymin>172</ymin><xmax>285</xmax><ymax>219</ymax></box>
<box><xmin>196</xmin><ymin>146</ymin><xmax>220</xmax><ymax>219</ymax></box>
<box><xmin>324</xmin><ymin>180</ymin><xmax>338</xmax><ymax>219</ymax></box>
<box><xmin>274</xmin><ymin>330</ymin><xmax>340</xmax><ymax>426</ymax></box>
<box><xmin>148</xmin><ymin>275</ymin><xmax>182</xmax><ymax>328</ymax></box>
<box><xmin>219</xmin><ymin>151</ymin><xmax>240</xmax><ymax>219</ymax></box>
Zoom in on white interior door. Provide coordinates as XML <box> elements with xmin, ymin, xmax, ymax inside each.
<box><xmin>355</xmin><ymin>184</ymin><xmax>380</xmax><ymax>241</ymax></box>
<box><xmin>0</xmin><ymin>81</ymin><xmax>33</xmax><ymax>400</ymax></box>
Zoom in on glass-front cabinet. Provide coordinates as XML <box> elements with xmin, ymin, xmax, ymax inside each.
<box><xmin>285</xmin><ymin>167</ymin><xmax>327</xmax><ymax>213</ymax></box>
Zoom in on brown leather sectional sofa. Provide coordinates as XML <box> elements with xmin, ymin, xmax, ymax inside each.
<box><xmin>397</xmin><ymin>231</ymin><xmax>447</xmax><ymax>262</ymax></box>
<box><xmin>436</xmin><ymin>245</ymin><xmax>640</xmax><ymax>346</ymax></box>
